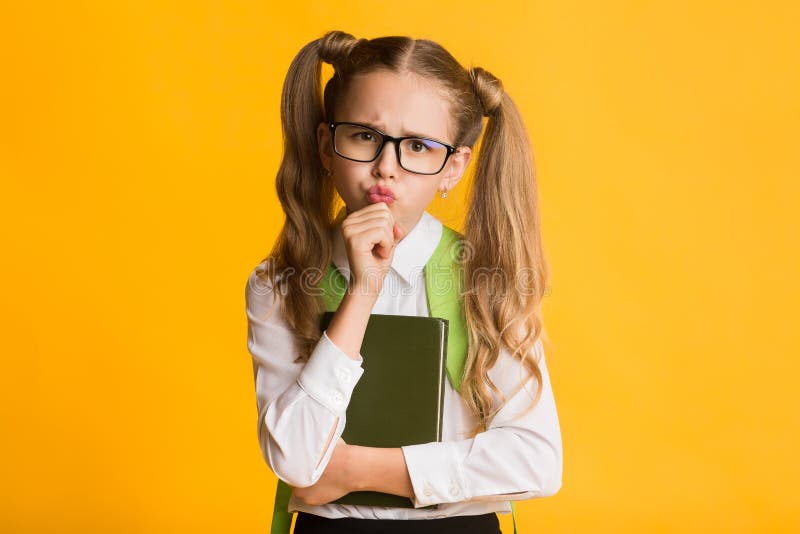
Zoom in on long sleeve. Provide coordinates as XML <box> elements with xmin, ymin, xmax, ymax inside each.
<box><xmin>245</xmin><ymin>263</ymin><xmax>366</xmax><ymax>488</ymax></box>
<box><xmin>400</xmin><ymin>337</ymin><xmax>563</xmax><ymax>508</ymax></box>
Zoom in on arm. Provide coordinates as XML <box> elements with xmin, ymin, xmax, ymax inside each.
<box><xmin>348</xmin><ymin>445</ymin><xmax>414</xmax><ymax>499</ymax></box>
<box><xmin>348</xmin><ymin>337</ymin><xmax>563</xmax><ymax>507</ymax></box>
<box><xmin>246</xmin><ymin>261</ymin><xmax>370</xmax><ymax>488</ymax></box>
<box><xmin>294</xmin><ymin>440</ymin><xmax>415</xmax><ymax>506</ymax></box>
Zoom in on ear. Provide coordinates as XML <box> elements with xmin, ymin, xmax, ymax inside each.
<box><xmin>317</xmin><ymin>122</ymin><xmax>334</xmax><ymax>171</ymax></box>
<box><xmin>438</xmin><ymin>146</ymin><xmax>472</xmax><ymax>192</ymax></box>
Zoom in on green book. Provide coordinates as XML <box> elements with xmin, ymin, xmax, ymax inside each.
<box><xmin>319</xmin><ymin>311</ymin><xmax>448</xmax><ymax>510</ymax></box>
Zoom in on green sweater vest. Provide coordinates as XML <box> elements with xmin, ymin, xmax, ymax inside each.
<box><xmin>268</xmin><ymin>225</ymin><xmax>518</xmax><ymax>533</ymax></box>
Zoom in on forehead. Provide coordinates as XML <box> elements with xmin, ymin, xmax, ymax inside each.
<box><xmin>336</xmin><ymin>70</ymin><xmax>454</xmax><ymax>141</ymax></box>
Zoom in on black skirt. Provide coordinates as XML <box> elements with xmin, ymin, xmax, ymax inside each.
<box><xmin>294</xmin><ymin>511</ymin><xmax>502</xmax><ymax>534</ymax></box>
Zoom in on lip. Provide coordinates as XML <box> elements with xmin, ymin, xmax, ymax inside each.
<box><xmin>366</xmin><ymin>185</ymin><xmax>396</xmax><ymax>205</ymax></box>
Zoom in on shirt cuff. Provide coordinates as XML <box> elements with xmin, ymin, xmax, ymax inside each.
<box><xmin>401</xmin><ymin>441</ymin><xmax>468</xmax><ymax>508</ymax></box>
<box><xmin>296</xmin><ymin>330</ymin><xmax>365</xmax><ymax>416</ymax></box>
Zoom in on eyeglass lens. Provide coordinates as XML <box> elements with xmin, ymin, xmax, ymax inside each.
<box><xmin>333</xmin><ymin>123</ymin><xmax>449</xmax><ymax>174</ymax></box>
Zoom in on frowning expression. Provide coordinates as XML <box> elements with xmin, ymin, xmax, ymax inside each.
<box><xmin>317</xmin><ymin>69</ymin><xmax>471</xmax><ymax>232</ymax></box>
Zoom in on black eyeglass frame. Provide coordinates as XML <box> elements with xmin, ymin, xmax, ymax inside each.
<box><xmin>328</xmin><ymin>121</ymin><xmax>458</xmax><ymax>176</ymax></box>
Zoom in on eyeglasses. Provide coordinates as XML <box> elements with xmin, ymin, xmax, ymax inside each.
<box><xmin>329</xmin><ymin>122</ymin><xmax>457</xmax><ymax>175</ymax></box>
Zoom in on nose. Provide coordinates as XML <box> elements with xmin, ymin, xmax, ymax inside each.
<box><xmin>372</xmin><ymin>139</ymin><xmax>401</xmax><ymax>179</ymax></box>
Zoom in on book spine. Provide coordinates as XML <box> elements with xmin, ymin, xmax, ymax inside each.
<box><xmin>437</xmin><ymin>319</ymin><xmax>448</xmax><ymax>442</ymax></box>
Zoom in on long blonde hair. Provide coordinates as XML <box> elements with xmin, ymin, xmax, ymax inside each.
<box><xmin>258</xmin><ymin>30</ymin><xmax>551</xmax><ymax>437</ymax></box>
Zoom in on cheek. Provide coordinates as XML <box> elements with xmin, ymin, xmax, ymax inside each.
<box><xmin>408</xmin><ymin>178</ymin><xmax>441</xmax><ymax>201</ymax></box>
<box><xmin>330</xmin><ymin>165</ymin><xmax>365</xmax><ymax>199</ymax></box>
<box><xmin>332</xmin><ymin>158</ymin><xmax>366</xmax><ymax>178</ymax></box>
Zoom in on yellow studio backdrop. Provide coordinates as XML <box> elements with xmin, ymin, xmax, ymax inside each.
<box><xmin>1</xmin><ymin>1</ymin><xmax>798</xmax><ymax>532</ymax></box>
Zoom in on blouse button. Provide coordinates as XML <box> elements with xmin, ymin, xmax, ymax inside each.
<box><xmin>449</xmin><ymin>486</ymin><xmax>461</xmax><ymax>496</ymax></box>
<box><xmin>332</xmin><ymin>392</ymin><xmax>344</xmax><ymax>405</ymax></box>
<box><xmin>336</xmin><ymin>367</ymin><xmax>351</xmax><ymax>383</ymax></box>
<box><xmin>424</xmin><ymin>487</ymin><xmax>433</xmax><ymax>497</ymax></box>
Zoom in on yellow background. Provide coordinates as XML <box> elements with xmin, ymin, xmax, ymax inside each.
<box><xmin>2</xmin><ymin>1</ymin><xmax>798</xmax><ymax>532</ymax></box>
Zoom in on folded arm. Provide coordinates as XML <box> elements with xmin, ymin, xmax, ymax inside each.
<box><xmin>349</xmin><ymin>338</ymin><xmax>563</xmax><ymax>507</ymax></box>
<box><xmin>246</xmin><ymin>264</ymin><xmax>365</xmax><ymax>488</ymax></box>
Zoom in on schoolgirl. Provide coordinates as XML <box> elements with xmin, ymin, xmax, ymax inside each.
<box><xmin>246</xmin><ymin>30</ymin><xmax>563</xmax><ymax>533</ymax></box>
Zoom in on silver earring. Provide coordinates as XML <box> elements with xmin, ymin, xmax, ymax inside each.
<box><xmin>441</xmin><ymin>190</ymin><xmax>448</xmax><ymax>199</ymax></box>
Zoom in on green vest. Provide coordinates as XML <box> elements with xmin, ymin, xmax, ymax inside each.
<box><xmin>269</xmin><ymin>225</ymin><xmax>518</xmax><ymax>533</ymax></box>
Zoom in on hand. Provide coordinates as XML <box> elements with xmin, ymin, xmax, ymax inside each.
<box><xmin>340</xmin><ymin>203</ymin><xmax>406</xmax><ymax>296</ymax></box>
<box><xmin>292</xmin><ymin>438</ymin><xmax>356</xmax><ymax>506</ymax></box>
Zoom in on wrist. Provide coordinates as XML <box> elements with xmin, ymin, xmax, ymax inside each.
<box><xmin>345</xmin><ymin>283</ymin><xmax>381</xmax><ymax>302</ymax></box>
<box><xmin>348</xmin><ymin>268</ymin><xmax>386</xmax><ymax>299</ymax></box>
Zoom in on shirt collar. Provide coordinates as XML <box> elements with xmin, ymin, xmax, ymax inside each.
<box><xmin>330</xmin><ymin>207</ymin><xmax>443</xmax><ymax>286</ymax></box>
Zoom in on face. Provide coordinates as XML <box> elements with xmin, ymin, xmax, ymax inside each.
<box><xmin>316</xmin><ymin>69</ymin><xmax>472</xmax><ymax>236</ymax></box>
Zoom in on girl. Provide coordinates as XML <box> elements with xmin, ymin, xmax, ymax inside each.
<box><xmin>246</xmin><ymin>30</ymin><xmax>562</xmax><ymax>534</ymax></box>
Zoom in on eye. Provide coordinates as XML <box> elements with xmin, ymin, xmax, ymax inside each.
<box><xmin>352</xmin><ymin>130</ymin><xmax>378</xmax><ymax>143</ymax></box>
<box><xmin>409</xmin><ymin>140</ymin><xmax>428</xmax><ymax>152</ymax></box>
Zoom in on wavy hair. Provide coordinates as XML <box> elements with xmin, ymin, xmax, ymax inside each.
<box><xmin>257</xmin><ymin>30</ymin><xmax>551</xmax><ymax>437</ymax></box>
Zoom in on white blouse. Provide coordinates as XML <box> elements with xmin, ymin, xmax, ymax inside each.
<box><xmin>245</xmin><ymin>210</ymin><xmax>563</xmax><ymax>520</ymax></box>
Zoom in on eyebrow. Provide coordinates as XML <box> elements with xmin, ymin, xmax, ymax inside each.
<box><xmin>348</xmin><ymin>120</ymin><xmax>447</xmax><ymax>142</ymax></box>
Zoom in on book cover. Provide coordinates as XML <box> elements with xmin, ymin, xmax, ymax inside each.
<box><xmin>318</xmin><ymin>311</ymin><xmax>448</xmax><ymax>509</ymax></box>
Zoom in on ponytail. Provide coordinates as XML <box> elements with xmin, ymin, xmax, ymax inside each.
<box><xmin>460</xmin><ymin>66</ymin><xmax>550</xmax><ymax>434</ymax></box>
<box><xmin>262</xmin><ymin>31</ymin><xmax>361</xmax><ymax>363</ymax></box>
